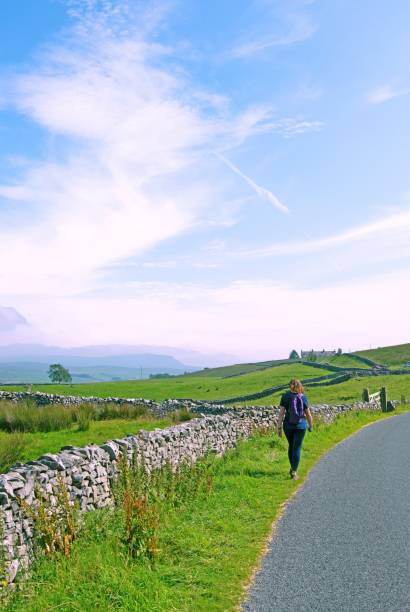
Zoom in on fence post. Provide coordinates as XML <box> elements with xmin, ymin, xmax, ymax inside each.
<box><xmin>380</xmin><ymin>386</ymin><xmax>387</xmax><ymax>412</ymax></box>
<box><xmin>362</xmin><ymin>388</ymin><xmax>370</xmax><ymax>402</ymax></box>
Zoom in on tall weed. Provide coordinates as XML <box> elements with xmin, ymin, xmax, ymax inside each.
<box><xmin>97</xmin><ymin>403</ymin><xmax>149</xmax><ymax>420</ymax></box>
<box><xmin>17</xmin><ymin>475</ymin><xmax>80</xmax><ymax>558</ymax></box>
<box><xmin>0</xmin><ymin>433</ymin><xmax>28</xmax><ymax>473</ymax></box>
<box><xmin>0</xmin><ymin>399</ymin><xmax>153</xmax><ymax>435</ymax></box>
<box><xmin>74</xmin><ymin>405</ymin><xmax>93</xmax><ymax>431</ymax></box>
<box><xmin>115</xmin><ymin>450</ymin><xmax>215</xmax><ymax>561</ymax></box>
<box><xmin>0</xmin><ymin>401</ymin><xmax>73</xmax><ymax>433</ymax></box>
<box><xmin>170</xmin><ymin>408</ymin><xmax>194</xmax><ymax>423</ymax></box>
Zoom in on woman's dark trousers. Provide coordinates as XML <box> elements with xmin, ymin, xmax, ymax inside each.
<box><xmin>283</xmin><ymin>427</ymin><xmax>306</xmax><ymax>472</ymax></box>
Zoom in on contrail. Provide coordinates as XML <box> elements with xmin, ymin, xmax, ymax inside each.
<box><xmin>216</xmin><ymin>152</ymin><xmax>289</xmax><ymax>214</ymax></box>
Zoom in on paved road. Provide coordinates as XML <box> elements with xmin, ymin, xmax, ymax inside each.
<box><xmin>243</xmin><ymin>412</ymin><xmax>410</xmax><ymax>612</ymax></box>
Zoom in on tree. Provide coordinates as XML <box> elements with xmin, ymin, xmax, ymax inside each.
<box><xmin>289</xmin><ymin>349</ymin><xmax>299</xmax><ymax>360</ymax></box>
<box><xmin>48</xmin><ymin>363</ymin><xmax>72</xmax><ymax>384</ymax></box>
<box><xmin>337</xmin><ymin>348</ymin><xmax>343</xmax><ymax>355</ymax></box>
<box><xmin>306</xmin><ymin>351</ymin><xmax>317</xmax><ymax>362</ymax></box>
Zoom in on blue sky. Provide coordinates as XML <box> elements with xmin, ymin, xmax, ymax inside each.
<box><xmin>0</xmin><ymin>0</ymin><xmax>409</xmax><ymax>360</ymax></box>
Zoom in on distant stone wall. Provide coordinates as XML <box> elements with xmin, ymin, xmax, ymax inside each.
<box><xmin>0</xmin><ymin>399</ymin><xmax>392</xmax><ymax>586</ymax></box>
<box><xmin>0</xmin><ymin>390</ymin><xmax>224</xmax><ymax>418</ymax></box>
<box><xmin>0</xmin><ymin>376</ymin><xmax>403</xmax><ymax>411</ymax></box>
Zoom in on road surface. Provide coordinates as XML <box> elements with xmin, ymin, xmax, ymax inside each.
<box><xmin>243</xmin><ymin>412</ymin><xmax>410</xmax><ymax>612</ymax></box>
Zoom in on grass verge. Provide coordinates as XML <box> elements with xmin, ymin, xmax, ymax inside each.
<box><xmin>5</xmin><ymin>407</ymin><xmax>409</xmax><ymax>611</ymax></box>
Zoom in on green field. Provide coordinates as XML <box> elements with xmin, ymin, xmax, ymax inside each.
<box><xmin>2</xmin><ymin>368</ymin><xmax>409</xmax><ymax>472</ymax></box>
<box><xmin>316</xmin><ymin>353</ymin><xmax>371</xmax><ymax>369</ymax></box>
<box><xmin>186</xmin><ymin>359</ymin><xmax>290</xmax><ymax>378</ymax></box>
<box><xmin>251</xmin><ymin>373</ymin><xmax>410</xmax><ymax>406</ymax></box>
<box><xmin>353</xmin><ymin>342</ymin><xmax>410</xmax><ymax>367</ymax></box>
<box><xmin>6</xmin><ymin>408</ymin><xmax>408</xmax><ymax>612</ymax></box>
<box><xmin>0</xmin><ymin>416</ymin><xmax>171</xmax><ymax>469</ymax></box>
<box><xmin>0</xmin><ymin>363</ymin><xmax>332</xmax><ymax>402</ymax></box>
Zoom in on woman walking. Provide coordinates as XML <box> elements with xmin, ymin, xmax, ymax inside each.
<box><xmin>277</xmin><ymin>379</ymin><xmax>313</xmax><ymax>480</ymax></box>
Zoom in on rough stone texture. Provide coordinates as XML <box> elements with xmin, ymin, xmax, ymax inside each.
<box><xmin>0</xmin><ymin>399</ymin><xmax>394</xmax><ymax>585</ymax></box>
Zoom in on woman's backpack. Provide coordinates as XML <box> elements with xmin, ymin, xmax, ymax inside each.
<box><xmin>289</xmin><ymin>393</ymin><xmax>305</xmax><ymax>424</ymax></box>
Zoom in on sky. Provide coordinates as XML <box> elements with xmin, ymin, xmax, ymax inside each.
<box><xmin>0</xmin><ymin>0</ymin><xmax>409</xmax><ymax>361</ymax></box>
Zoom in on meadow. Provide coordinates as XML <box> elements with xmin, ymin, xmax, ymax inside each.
<box><xmin>0</xmin><ymin>363</ymin><xmax>332</xmax><ymax>401</ymax></box>
<box><xmin>5</xmin><ymin>407</ymin><xmax>409</xmax><ymax>611</ymax></box>
<box><xmin>258</xmin><ymin>372</ymin><xmax>410</xmax><ymax>406</ymax></box>
<box><xmin>353</xmin><ymin>342</ymin><xmax>410</xmax><ymax>367</ymax></box>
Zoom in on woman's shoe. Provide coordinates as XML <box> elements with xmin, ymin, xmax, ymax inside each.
<box><xmin>291</xmin><ymin>471</ymin><xmax>298</xmax><ymax>480</ymax></box>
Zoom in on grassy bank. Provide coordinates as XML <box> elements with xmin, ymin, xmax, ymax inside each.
<box><xmin>6</xmin><ymin>407</ymin><xmax>408</xmax><ymax>612</ymax></box>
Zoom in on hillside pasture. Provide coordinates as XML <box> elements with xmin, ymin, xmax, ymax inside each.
<box><xmin>251</xmin><ymin>373</ymin><xmax>410</xmax><ymax>406</ymax></box>
<box><xmin>0</xmin><ymin>363</ymin><xmax>333</xmax><ymax>402</ymax></box>
<box><xmin>187</xmin><ymin>359</ymin><xmax>291</xmax><ymax>378</ymax></box>
<box><xmin>353</xmin><ymin>342</ymin><xmax>410</xmax><ymax>368</ymax></box>
<box><xmin>316</xmin><ymin>354</ymin><xmax>372</xmax><ymax>369</ymax></box>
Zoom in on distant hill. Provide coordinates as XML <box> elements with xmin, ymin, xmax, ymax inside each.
<box><xmin>189</xmin><ymin>351</ymin><xmax>374</xmax><ymax>378</ymax></box>
<box><xmin>0</xmin><ymin>362</ymin><xmax>194</xmax><ymax>384</ymax></box>
<box><xmin>353</xmin><ymin>343</ymin><xmax>410</xmax><ymax>367</ymax></box>
<box><xmin>0</xmin><ymin>344</ymin><xmax>202</xmax><ymax>383</ymax></box>
<box><xmin>0</xmin><ymin>344</ymin><xmax>233</xmax><ymax>368</ymax></box>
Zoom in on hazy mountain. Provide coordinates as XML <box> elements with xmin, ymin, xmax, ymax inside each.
<box><xmin>0</xmin><ymin>361</ymin><xmax>193</xmax><ymax>384</ymax></box>
<box><xmin>0</xmin><ymin>344</ymin><xmax>235</xmax><ymax>368</ymax></box>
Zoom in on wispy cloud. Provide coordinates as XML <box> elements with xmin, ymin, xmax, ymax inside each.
<box><xmin>13</xmin><ymin>270</ymin><xmax>410</xmax><ymax>359</ymax></box>
<box><xmin>367</xmin><ymin>84</ymin><xmax>409</xmax><ymax>105</ymax></box>
<box><xmin>228</xmin><ymin>10</ymin><xmax>316</xmax><ymax>59</ymax></box>
<box><xmin>241</xmin><ymin>207</ymin><xmax>410</xmax><ymax>256</ymax></box>
<box><xmin>0</xmin><ymin>2</ymin><xmax>281</xmax><ymax>298</ymax></box>
<box><xmin>268</xmin><ymin>118</ymin><xmax>324</xmax><ymax>137</ymax></box>
<box><xmin>216</xmin><ymin>153</ymin><xmax>289</xmax><ymax>214</ymax></box>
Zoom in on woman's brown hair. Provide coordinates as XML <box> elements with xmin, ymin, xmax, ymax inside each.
<box><xmin>290</xmin><ymin>379</ymin><xmax>304</xmax><ymax>394</ymax></box>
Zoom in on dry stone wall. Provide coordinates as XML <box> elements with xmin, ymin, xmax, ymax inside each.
<box><xmin>0</xmin><ymin>399</ymin><xmax>390</xmax><ymax>585</ymax></box>
<box><xmin>0</xmin><ymin>390</ymin><xmax>227</xmax><ymax>417</ymax></box>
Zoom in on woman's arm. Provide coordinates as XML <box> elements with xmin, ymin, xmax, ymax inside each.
<box><xmin>305</xmin><ymin>408</ymin><xmax>313</xmax><ymax>430</ymax></box>
<box><xmin>277</xmin><ymin>406</ymin><xmax>285</xmax><ymax>437</ymax></box>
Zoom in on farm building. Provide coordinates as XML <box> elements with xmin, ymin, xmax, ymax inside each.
<box><xmin>301</xmin><ymin>349</ymin><xmax>337</xmax><ymax>359</ymax></box>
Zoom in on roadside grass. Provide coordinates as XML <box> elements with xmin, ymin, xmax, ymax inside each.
<box><xmin>6</xmin><ymin>406</ymin><xmax>409</xmax><ymax>612</ymax></box>
<box><xmin>0</xmin><ymin>417</ymin><xmax>172</xmax><ymax>472</ymax></box>
<box><xmin>0</xmin><ymin>363</ymin><xmax>331</xmax><ymax>401</ymax></box>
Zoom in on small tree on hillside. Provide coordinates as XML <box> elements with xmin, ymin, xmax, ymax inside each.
<box><xmin>306</xmin><ymin>351</ymin><xmax>317</xmax><ymax>362</ymax></box>
<box><xmin>337</xmin><ymin>347</ymin><xmax>343</xmax><ymax>355</ymax></box>
<box><xmin>289</xmin><ymin>349</ymin><xmax>299</xmax><ymax>360</ymax></box>
<box><xmin>48</xmin><ymin>363</ymin><xmax>72</xmax><ymax>384</ymax></box>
